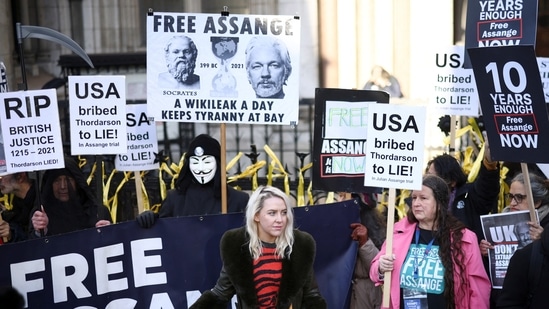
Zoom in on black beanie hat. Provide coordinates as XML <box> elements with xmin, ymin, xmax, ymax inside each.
<box><xmin>184</xmin><ymin>134</ymin><xmax>221</xmax><ymax>161</ymax></box>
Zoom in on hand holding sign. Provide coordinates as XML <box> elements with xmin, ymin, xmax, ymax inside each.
<box><xmin>31</xmin><ymin>205</ymin><xmax>49</xmax><ymax>234</ymax></box>
<box><xmin>364</xmin><ymin>103</ymin><xmax>427</xmax><ymax>307</ymax></box>
<box><xmin>0</xmin><ymin>216</ymin><xmax>10</xmax><ymax>243</ymax></box>
<box><xmin>378</xmin><ymin>254</ymin><xmax>395</xmax><ymax>274</ymax></box>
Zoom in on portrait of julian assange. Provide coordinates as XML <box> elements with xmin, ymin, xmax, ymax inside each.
<box><xmin>245</xmin><ymin>36</ymin><xmax>292</xmax><ymax>99</ymax></box>
<box><xmin>158</xmin><ymin>35</ymin><xmax>201</xmax><ymax>89</ymax></box>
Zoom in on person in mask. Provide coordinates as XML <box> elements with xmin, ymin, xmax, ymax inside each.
<box><xmin>136</xmin><ymin>134</ymin><xmax>249</xmax><ymax>228</ymax></box>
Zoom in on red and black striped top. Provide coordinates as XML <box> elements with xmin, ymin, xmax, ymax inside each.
<box><xmin>253</xmin><ymin>242</ymin><xmax>283</xmax><ymax>309</ymax></box>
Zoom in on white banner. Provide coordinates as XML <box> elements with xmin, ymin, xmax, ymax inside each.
<box><xmin>538</xmin><ymin>57</ymin><xmax>549</xmax><ymax>103</ymax></box>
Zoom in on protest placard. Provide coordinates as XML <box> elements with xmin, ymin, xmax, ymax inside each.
<box><xmin>312</xmin><ymin>88</ymin><xmax>388</xmax><ymax>192</ymax></box>
<box><xmin>0</xmin><ymin>89</ymin><xmax>64</xmax><ymax>172</ymax></box>
<box><xmin>481</xmin><ymin>210</ymin><xmax>536</xmax><ymax>288</ymax></box>
<box><xmin>364</xmin><ymin>104</ymin><xmax>426</xmax><ymax>190</ymax></box>
<box><xmin>431</xmin><ymin>45</ymin><xmax>479</xmax><ymax>116</ymax></box>
<box><xmin>147</xmin><ymin>12</ymin><xmax>301</xmax><ymax>125</ymax></box>
<box><xmin>469</xmin><ymin>45</ymin><xmax>549</xmax><ymax>163</ymax></box>
<box><xmin>69</xmin><ymin>76</ymin><xmax>127</xmax><ymax>155</ymax></box>
<box><xmin>115</xmin><ymin>104</ymin><xmax>158</xmax><ymax>171</ymax></box>
<box><xmin>463</xmin><ymin>0</ymin><xmax>538</xmax><ymax>68</ymax></box>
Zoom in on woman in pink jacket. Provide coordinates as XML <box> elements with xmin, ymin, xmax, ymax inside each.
<box><xmin>370</xmin><ymin>174</ymin><xmax>491</xmax><ymax>309</ymax></box>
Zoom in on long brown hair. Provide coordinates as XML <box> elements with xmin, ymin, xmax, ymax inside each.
<box><xmin>406</xmin><ymin>174</ymin><xmax>467</xmax><ymax>309</ymax></box>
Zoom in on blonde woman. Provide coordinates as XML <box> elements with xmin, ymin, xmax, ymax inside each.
<box><xmin>190</xmin><ymin>185</ymin><xmax>326</xmax><ymax>309</ymax></box>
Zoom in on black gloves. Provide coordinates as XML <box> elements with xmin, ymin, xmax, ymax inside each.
<box><xmin>136</xmin><ymin>210</ymin><xmax>158</xmax><ymax>228</ymax></box>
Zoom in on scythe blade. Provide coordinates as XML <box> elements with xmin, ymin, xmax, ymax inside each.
<box><xmin>17</xmin><ymin>23</ymin><xmax>94</xmax><ymax>68</ymax></box>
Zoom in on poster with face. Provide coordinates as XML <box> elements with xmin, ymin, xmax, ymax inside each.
<box><xmin>147</xmin><ymin>12</ymin><xmax>301</xmax><ymax>125</ymax></box>
<box><xmin>481</xmin><ymin>210</ymin><xmax>536</xmax><ymax>288</ymax></box>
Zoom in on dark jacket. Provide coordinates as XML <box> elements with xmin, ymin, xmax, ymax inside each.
<box><xmin>160</xmin><ymin>182</ymin><xmax>248</xmax><ymax>217</ymax></box>
<box><xmin>190</xmin><ymin>227</ymin><xmax>327</xmax><ymax>309</ymax></box>
<box><xmin>452</xmin><ymin>162</ymin><xmax>500</xmax><ymax>241</ymax></box>
<box><xmin>1</xmin><ymin>180</ymin><xmax>38</xmax><ymax>242</ymax></box>
<box><xmin>497</xmin><ymin>228</ymin><xmax>549</xmax><ymax>308</ymax></box>
<box><xmin>30</xmin><ymin>156</ymin><xmax>111</xmax><ymax>237</ymax></box>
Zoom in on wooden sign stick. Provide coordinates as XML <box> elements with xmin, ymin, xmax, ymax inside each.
<box><xmin>449</xmin><ymin>115</ymin><xmax>456</xmax><ymax>155</ymax></box>
<box><xmin>382</xmin><ymin>187</ymin><xmax>396</xmax><ymax>308</ymax></box>
<box><xmin>135</xmin><ymin>171</ymin><xmax>145</xmax><ymax>216</ymax></box>
<box><xmin>520</xmin><ymin>163</ymin><xmax>538</xmax><ymax>223</ymax></box>
<box><xmin>220</xmin><ymin>124</ymin><xmax>228</xmax><ymax>214</ymax></box>
<box><xmin>0</xmin><ymin>213</ymin><xmax>8</xmax><ymax>243</ymax></box>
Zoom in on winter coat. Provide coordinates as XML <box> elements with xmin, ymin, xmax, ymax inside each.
<box><xmin>30</xmin><ymin>156</ymin><xmax>111</xmax><ymax>237</ymax></box>
<box><xmin>1</xmin><ymin>180</ymin><xmax>38</xmax><ymax>242</ymax></box>
<box><xmin>160</xmin><ymin>182</ymin><xmax>248</xmax><ymax>217</ymax></box>
<box><xmin>497</xmin><ymin>228</ymin><xmax>549</xmax><ymax>308</ymax></box>
<box><xmin>452</xmin><ymin>162</ymin><xmax>500</xmax><ymax>242</ymax></box>
<box><xmin>350</xmin><ymin>238</ymin><xmax>382</xmax><ymax>309</ymax></box>
<box><xmin>190</xmin><ymin>227</ymin><xmax>327</xmax><ymax>309</ymax></box>
<box><xmin>370</xmin><ymin>218</ymin><xmax>491</xmax><ymax>309</ymax></box>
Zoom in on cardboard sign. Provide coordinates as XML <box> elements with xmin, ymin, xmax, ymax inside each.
<box><xmin>115</xmin><ymin>104</ymin><xmax>159</xmax><ymax>171</ymax></box>
<box><xmin>538</xmin><ymin>57</ymin><xmax>549</xmax><ymax>103</ymax></box>
<box><xmin>481</xmin><ymin>210</ymin><xmax>536</xmax><ymax>288</ymax></box>
<box><xmin>430</xmin><ymin>45</ymin><xmax>480</xmax><ymax>116</ymax></box>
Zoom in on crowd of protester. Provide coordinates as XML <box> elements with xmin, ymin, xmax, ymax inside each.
<box><xmin>0</xmin><ymin>133</ymin><xmax>546</xmax><ymax>308</ymax></box>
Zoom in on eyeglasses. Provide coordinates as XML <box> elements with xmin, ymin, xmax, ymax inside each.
<box><xmin>505</xmin><ymin>193</ymin><xmax>527</xmax><ymax>203</ymax></box>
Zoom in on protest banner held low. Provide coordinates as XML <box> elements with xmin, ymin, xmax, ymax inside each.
<box><xmin>0</xmin><ymin>201</ymin><xmax>358</xmax><ymax>309</ymax></box>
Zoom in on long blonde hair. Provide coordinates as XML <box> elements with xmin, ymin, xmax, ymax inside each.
<box><xmin>246</xmin><ymin>186</ymin><xmax>295</xmax><ymax>259</ymax></box>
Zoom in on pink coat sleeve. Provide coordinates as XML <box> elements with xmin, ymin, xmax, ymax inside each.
<box><xmin>368</xmin><ymin>220</ymin><xmax>416</xmax><ymax>309</ymax></box>
<box><xmin>370</xmin><ymin>221</ymin><xmax>491</xmax><ymax>309</ymax></box>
